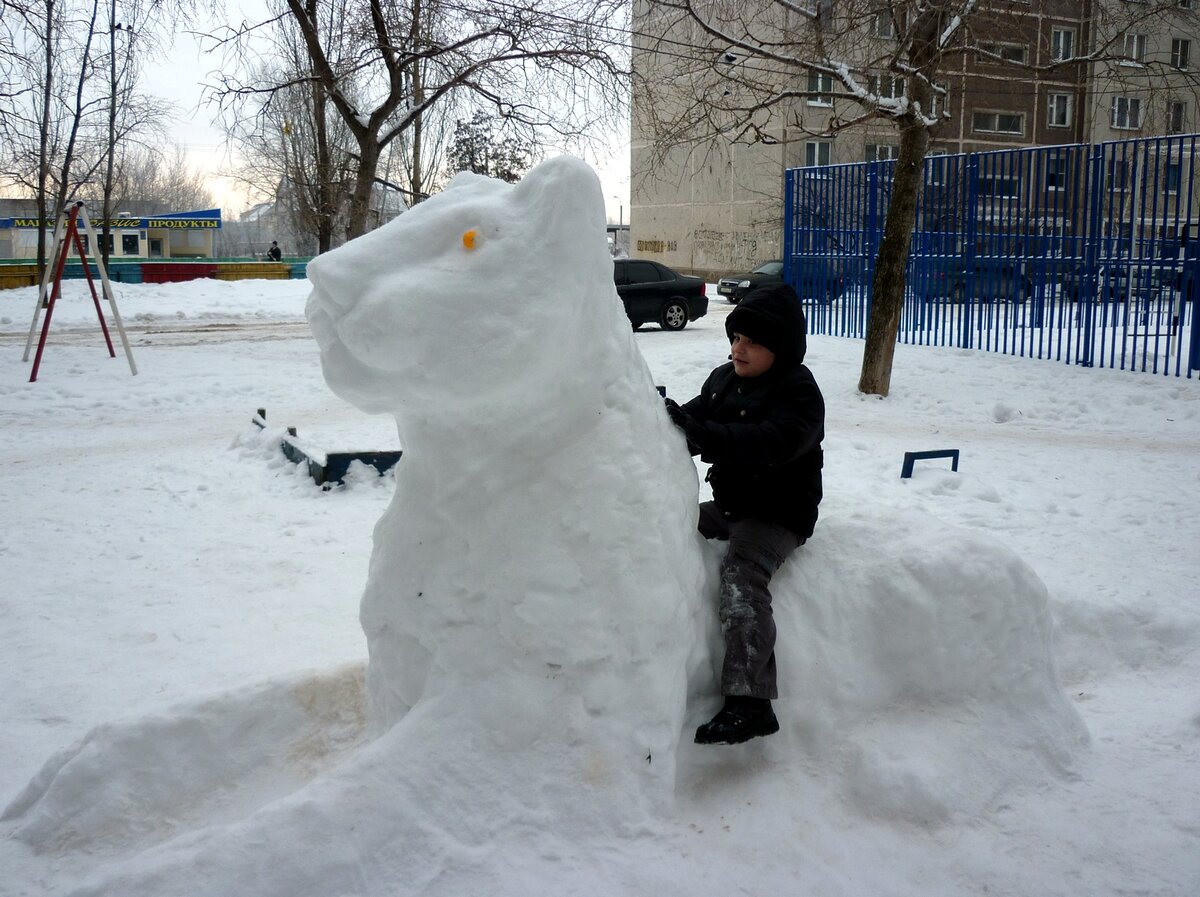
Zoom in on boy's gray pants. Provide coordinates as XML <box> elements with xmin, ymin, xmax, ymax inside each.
<box><xmin>698</xmin><ymin>501</ymin><xmax>802</xmax><ymax>701</ymax></box>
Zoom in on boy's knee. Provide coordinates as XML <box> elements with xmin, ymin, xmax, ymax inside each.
<box><xmin>723</xmin><ymin>541</ymin><xmax>783</xmax><ymax>582</ymax></box>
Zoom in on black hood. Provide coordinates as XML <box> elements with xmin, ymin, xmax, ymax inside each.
<box><xmin>725</xmin><ymin>282</ymin><xmax>807</xmax><ymax>365</ymax></box>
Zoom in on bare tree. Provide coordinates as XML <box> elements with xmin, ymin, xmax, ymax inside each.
<box><xmin>636</xmin><ymin>0</ymin><xmax>1200</xmax><ymax>395</ymax></box>
<box><xmin>99</xmin><ymin>0</ymin><xmax>164</xmax><ymax>263</ymax></box>
<box><xmin>445</xmin><ymin>108</ymin><xmax>539</xmax><ymax>182</ymax></box>
<box><xmin>99</xmin><ymin>143</ymin><xmax>215</xmax><ymax>209</ymax></box>
<box><xmin>0</xmin><ymin>0</ymin><xmax>194</xmax><ymax>271</ymax></box>
<box><xmin>207</xmin><ymin>0</ymin><xmax>629</xmax><ymax>241</ymax></box>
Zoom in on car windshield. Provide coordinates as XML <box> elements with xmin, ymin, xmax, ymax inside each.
<box><xmin>753</xmin><ymin>262</ymin><xmax>783</xmax><ymax>276</ymax></box>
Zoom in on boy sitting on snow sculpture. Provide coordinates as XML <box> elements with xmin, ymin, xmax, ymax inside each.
<box><xmin>664</xmin><ymin>282</ymin><xmax>825</xmax><ymax>745</ymax></box>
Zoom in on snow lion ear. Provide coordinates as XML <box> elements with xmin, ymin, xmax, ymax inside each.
<box><xmin>443</xmin><ymin>170</ymin><xmax>495</xmax><ymax>192</ymax></box>
<box><xmin>512</xmin><ymin>156</ymin><xmax>606</xmax><ymax>245</ymax></box>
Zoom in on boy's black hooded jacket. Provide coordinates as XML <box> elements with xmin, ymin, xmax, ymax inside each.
<box><xmin>679</xmin><ymin>282</ymin><xmax>825</xmax><ymax>539</ymax></box>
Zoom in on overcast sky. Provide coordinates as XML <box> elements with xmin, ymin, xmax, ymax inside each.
<box><xmin>141</xmin><ymin>11</ymin><xmax>631</xmax><ymax>222</ymax></box>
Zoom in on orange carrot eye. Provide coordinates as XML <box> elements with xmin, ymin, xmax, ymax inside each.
<box><xmin>462</xmin><ymin>229</ymin><xmax>477</xmax><ymax>250</ymax></box>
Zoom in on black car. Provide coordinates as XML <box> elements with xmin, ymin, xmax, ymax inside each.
<box><xmin>1059</xmin><ymin>262</ymin><xmax>1167</xmax><ymax>304</ymax></box>
<box><xmin>718</xmin><ymin>258</ymin><xmax>853</xmax><ymax>303</ymax></box>
<box><xmin>717</xmin><ymin>260</ymin><xmax>783</xmax><ymax>303</ymax></box>
<box><xmin>909</xmin><ymin>258</ymin><xmax>1032</xmax><ymax>303</ymax></box>
<box><xmin>613</xmin><ymin>259</ymin><xmax>708</xmax><ymax>331</ymax></box>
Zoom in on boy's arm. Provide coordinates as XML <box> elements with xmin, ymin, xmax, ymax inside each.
<box><xmin>683</xmin><ymin>373</ymin><xmax>824</xmax><ymax>466</ymax></box>
<box><xmin>664</xmin><ymin>371</ymin><xmax>718</xmax><ymax>457</ymax></box>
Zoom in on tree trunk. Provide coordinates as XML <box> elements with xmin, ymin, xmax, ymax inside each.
<box><xmin>312</xmin><ymin>74</ymin><xmax>334</xmax><ymax>253</ymax></box>
<box><xmin>36</xmin><ymin>0</ymin><xmax>55</xmax><ymax>279</ymax></box>
<box><xmin>409</xmin><ymin>0</ymin><xmax>424</xmax><ymax>205</ymax></box>
<box><xmin>857</xmin><ymin>117</ymin><xmax>928</xmax><ymax>396</ymax></box>
<box><xmin>102</xmin><ymin>0</ymin><xmax>118</xmax><ymax>267</ymax></box>
<box><xmin>857</xmin><ymin>12</ymin><xmax>942</xmax><ymax>397</ymax></box>
<box><xmin>347</xmin><ymin>140</ymin><xmax>381</xmax><ymax>239</ymax></box>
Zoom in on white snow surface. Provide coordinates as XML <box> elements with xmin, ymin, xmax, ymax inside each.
<box><xmin>0</xmin><ymin>156</ymin><xmax>1198</xmax><ymax>896</ymax></box>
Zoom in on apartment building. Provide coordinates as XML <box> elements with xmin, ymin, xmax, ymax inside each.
<box><xmin>630</xmin><ymin>0</ymin><xmax>1200</xmax><ymax>279</ymax></box>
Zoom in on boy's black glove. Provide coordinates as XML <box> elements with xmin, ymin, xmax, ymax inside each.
<box><xmin>663</xmin><ymin>397</ymin><xmax>706</xmax><ymax>452</ymax></box>
<box><xmin>663</xmin><ymin>397</ymin><xmax>688</xmax><ymax>428</ymax></box>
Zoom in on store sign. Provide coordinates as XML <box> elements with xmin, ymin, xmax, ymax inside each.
<box><xmin>146</xmin><ymin>219</ymin><xmax>219</xmax><ymax>229</ymax></box>
<box><xmin>2</xmin><ymin>214</ymin><xmax>221</xmax><ymax>229</ymax></box>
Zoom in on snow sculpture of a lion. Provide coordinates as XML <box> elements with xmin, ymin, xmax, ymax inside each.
<box><xmin>305</xmin><ymin>155</ymin><xmax>709</xmax><ymax>792</ymax></box>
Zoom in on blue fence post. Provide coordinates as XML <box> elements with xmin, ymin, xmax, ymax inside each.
<box><xmin>783</xmin><ymin>169</ymin><xmax>795</xmax><ymax>289</ymax></box>
<box><xmin>1187</xmin><ymin>245</ymin><xmax>1200</xmax><ymax>376</ymax></box>
<box><xmin>866</xmin><ymin>161</ymin><xmax>879</xmax><ymax>330</ymax></box>
<box><xmin>960</xmin><ymin>154</ymin><xmax>980</xmax><ymax>348</ymax></box>
<box><xmin>1077</xmin><ymin>143</ymin><xmax>1105</xmax><ymax>367</ymax></box>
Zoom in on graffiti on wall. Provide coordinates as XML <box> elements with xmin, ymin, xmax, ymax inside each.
<box><xmin>694</xmin><ymin>228</ymin><xmax>763</xmax><ymax>268</ymax></box>
<box><xmin>636</xmin><ymin>239</ymin><xmax>677</xmax><ymax>253</ymax></box>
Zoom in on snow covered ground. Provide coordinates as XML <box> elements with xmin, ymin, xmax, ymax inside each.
<box><xmin>1</xmin><ymin>238</ymin><xmax>1198</xmax><ymax>893</ymax></box>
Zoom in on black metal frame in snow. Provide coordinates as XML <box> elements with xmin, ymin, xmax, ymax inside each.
<box><xmin>900</xmin><ymin>449</ymin><xmax>961</xmax><ymax>479</ymax></box>
<box><xmin>252</xmin><ymin>408</ymin><xmax>402</xmax><ymax>487</ymax></box>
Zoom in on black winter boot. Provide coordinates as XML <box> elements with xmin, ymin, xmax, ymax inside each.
<box><xmin>694</xmin><ymin>696</ymin><xmax>779</xmax><ymax>745</ymax></box>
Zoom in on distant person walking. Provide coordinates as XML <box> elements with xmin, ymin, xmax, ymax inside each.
<box><xmin>266</xmin><ymin>241</ymin><xmax>282</xmax><ymax>262</ymax></box>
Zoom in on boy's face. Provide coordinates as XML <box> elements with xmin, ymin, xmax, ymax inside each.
<box><xmin>730</xmin><ymin>333</ymin><xmax>775</xmax><ymax>377</ymax></box>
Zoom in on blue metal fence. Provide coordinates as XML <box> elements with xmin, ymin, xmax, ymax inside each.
<box><xmin>783</xmin><ymin>134</ymin><xmax>1200</xmax><ymax>378</ymax></box>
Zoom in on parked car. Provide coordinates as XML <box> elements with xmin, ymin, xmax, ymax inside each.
<box><xmin>613</xmin><ymin>259</ymin><xmax>708</xmax><ymax>331</ymax></box>
<box><xmin>718</xmin><ymin>258</ymin><xmax>853</xmax><ymax>304</ymax></box>
<box><xmin>909</xmin><ymin>258</ymin><xmax>1032</xmax><ymax>303</ymax></box>
<box><xmin>717</xmin><ymin>260</ymin><xmax>783</xmax><ymax>303</ymax></box>
<box><xmin>794</xmin><ymin>257</ymin><xmax>856</xmax><ymax>303</ymax></box>
<box><xmin>1059</xmin><ymin>262</ymin><xmax>1173</xmax><ymax>304</ymax></box>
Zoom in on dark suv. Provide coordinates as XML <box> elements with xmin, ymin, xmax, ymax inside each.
<box><xmin>909</xmin><ymin>258</ymin><xmax>1032</xmax><ymax>303</ymax></box>
<box><xmin>613</xmin><ymin>259</ymin><xmax>708</xmax><ymax>331</ymax></box>
<box><xmin>717</xmin><ymin>260</ymin><xmax>783</xmax><ymax>303</ymax></box>
<box><xmin>720</xmin><ymin>258</ymin><xmax>854</xmax><ymax>304</ymax></box>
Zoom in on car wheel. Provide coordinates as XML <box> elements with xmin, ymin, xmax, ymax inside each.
<box><xmin>659</xmin><ymin>300</ymin><xmax>689</xmax><ymax>331</ymax></box>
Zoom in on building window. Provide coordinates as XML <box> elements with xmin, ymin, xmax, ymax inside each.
<box><xmin>1171</xmin><ymin>39</ymin><xmax>1191</xmax><ymax>70</ymax></box>
<box><xmin>972</xmin><ymin>110</ymin><xmax>1024</xmax><ymax>135</ymax></box>
<box><xmin>868</xmin><ymin>73</ymin><xmax>906</xmax><ymax>101</ymax></box>
<box><xmin>872</xmin><ymin>10</ymin><xmax>894</xmax><ymax>38</ymax></box>
<box><xmin>1050</xmin><ymin>28</ymin><xmax>1075</xmax><ymax>62</ymax></box>
<box><xmin>98</xmin><ymin>234</ymin><xmax>114</xmax><ymax>254</ymax></box>
<box><xmin>1111</xmin><ymin>96</ymin><xmax>1142</xmax><ymax>129</ymax></box>
<box><xmin>1108</xmin><ymin>158</ymin><xmax>1130</xmax><ymax>190</ymax></box>
<box><xmin>805</xmin><ymin>141</ymin><xmax>832</xmax><ymax>166</ymax></box>
<box><xmin>978</xmin><ymin>42</ymin><xmax>1028</xmax><ymax>65</ymax></box>
<box><xmin>1180</xmin><ymin>0</ymin><xmax>1192</xmax><ymax>9</ymax></box>
<box><xmin>979</xmin><ymin>173</ymin><xmax>1020</xmax><ymax>198</ymax></box>
<box><xmin>807</xmin><ymin>71</ymin><xmax>833</xmax><ymax>106</ymax></box>
<box><xmin>930</xmin><ymin>81</ymin><xmax>948</xmax><ymax>118</ymax></box>
<box><xmin>924</xmin><ymin>151</ymin><xmax>951</xmax><ymax>186</ymax></box>
<box><xmin>122</xmin><ymin>234</ymin><xmax>139</xmax><ymax>255</ymax></box>
<box><xmin>1121</xmin><ymin>33</ymin><xmax>1147</xmax><ymax>65</ymax></box>
<box><xmin>1047</xmin><ymin>93</ymin><xmax>1073</xmax><ymax>127</ymax></box>
<box><xmin>1168</xmin><ymin>101</ymin><xmax>1187</xmax><ymax>134</ymax></box>
<box><xmin>800</xmin><ymin>0</ymin><xmax>835</xmax><ymax>25</ymax></box>
<box><xmin>1165</xmin><ymin>163</ymin><xmax>1182</xmax><ymax>194</ymax></box>
<box><xmin>1045</xmin><ymin>153</ymin><xmax>1070</xmax><ymax>191</ymax></box>
<box><xmin>866</xmin><ymin>144</ymin><xmax>900</xmax><ymax>161</ymax></box>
